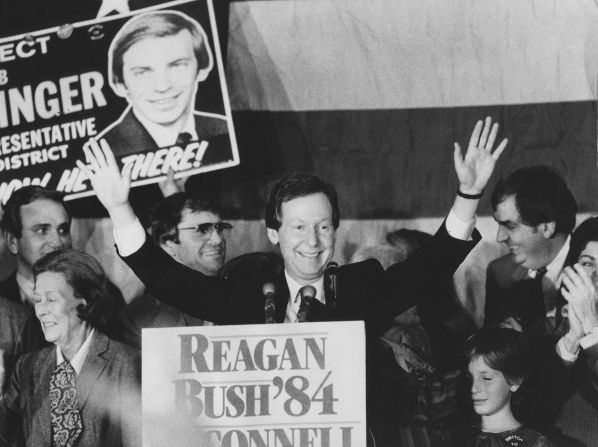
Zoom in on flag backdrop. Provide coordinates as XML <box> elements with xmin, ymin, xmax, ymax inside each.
<box><xmin>1</xmin><ymin>0</ymin><xmax>597</xmax><ymax>324</ymax></box>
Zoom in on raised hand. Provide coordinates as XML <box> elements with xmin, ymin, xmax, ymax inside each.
<box><xmin>76</xmin><ymin>138</ymin><xmax>133</xmax><ymax>213</ymax></box>
<box><xmin>454</xmin><ymin>116</ymin><xmax>508</xmax><ymax>194</ymax></box>
<box><xmin>158</xmin><ymin>168</ymin><xmax>190</xmax><ymax>198</ymax></box>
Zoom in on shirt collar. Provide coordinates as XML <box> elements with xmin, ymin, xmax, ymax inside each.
<box><xmin>528</xmin><ymin>235</ymin><xmax>570</xmax><ymax>285</ymax></box>
<box><xmin>132</xmin><ymin>108</ymin><xmax>198</xmax><ymax>148</ymax></box>
<box><xmin>56</xmin><ymin>328</ymin><xmax>95</xmax><ymax>375</ymax></box>
<box><xmin>284</xmin><ymin>271</ymin><xmax>326</xmax><ymax>305</ymax></box>
<box><xmin>15</xmin><ymin>271</ymin><xmax>34</xmax><ymax>305</ymax></box>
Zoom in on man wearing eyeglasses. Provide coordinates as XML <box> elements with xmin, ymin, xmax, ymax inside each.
<box><xmin>151</xmin><ymin>193</ymin><xmax>231</xmax><ymax>276</ymax></box>
<box><xmin>79</xmin><ymin>116</ymin><xmax>507</xmax><ymax>327</ymax></box>
<box><xmin>121</xmin><ymin>192</ymin><xmax>232</xmax><ymax>347</ymax></box>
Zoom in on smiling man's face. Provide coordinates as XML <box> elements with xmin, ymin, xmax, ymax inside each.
<box><xmin>166</xmin><ymin>209</ymin><xmax>226</xmax><ymax>276</ymax></box>
<box><xmin>116</xmin><ymin>29</ymin><xmax>199</xmax><ymax>130</ymax></box>
<box><xmin>267</xmin><ymin>193</ymin><xmax>336</xmax><ymax>285</ymax></box>
<box><xmin>493</xmin><ymin>194</ymin><xmax>552</xmax><ymax>270</ymax></box>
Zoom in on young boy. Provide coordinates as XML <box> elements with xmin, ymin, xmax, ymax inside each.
<box><xmin>452</xmin><ymin>327</ymin><xmax>554</xmax><ymax>447</ymax></box>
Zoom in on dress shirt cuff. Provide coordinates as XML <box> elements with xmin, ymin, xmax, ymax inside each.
<box><xmin>580</xmin><ymin>328</ymin><xmax>598</xmax><ymax>350</ymax></box>
<box><xmin>556</xmin><ymin>336</ymin><xmax>579</xmax><ymax>362</ymax></box>
<box><xmin>445</xmin><ymin>208</ymin><xmax>476</xmax><ymax>241</ymax></box>
<box><xmin>113</xmin><ymin>218</ymin><xmax>146</xmax><ymax>256</ymax></box>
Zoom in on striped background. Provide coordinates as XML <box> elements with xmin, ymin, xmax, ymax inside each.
<box><xmin>1</xmin><ymin>0</ymin><xmax>598</xmax><ymax>324</ymax></box>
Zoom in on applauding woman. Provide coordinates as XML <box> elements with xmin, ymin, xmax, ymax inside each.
<box><xmin>556</xmin><ymin>217</ymin><xmax>598</xmax><ymax>446</ymax></box>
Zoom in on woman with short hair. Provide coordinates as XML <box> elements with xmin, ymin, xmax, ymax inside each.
<box><xmin>0</xmin><ymin>249</ymin><xmax>140</xmax><ymax>447</ymax></box>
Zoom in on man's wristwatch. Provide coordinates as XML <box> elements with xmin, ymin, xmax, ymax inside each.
<box><xmin>580</xmin><ymin>326</ymin><xmax>598</xmax><ymax>350</ymax></box>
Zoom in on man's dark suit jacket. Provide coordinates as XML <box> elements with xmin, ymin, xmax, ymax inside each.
<box><xmin>121</xmin><ymin>292</ymin><xmax>209</xmax><ymax>349</ymax></box>
<box><xmin>1</xmin><ymin>331</ymin><xmax>140</xmax><ymax>447</ymax></box>
<box><xmin>484</xmin><ymin>253</ymin><xmax>554</xmax><ymax>329</ymax></box>
<box><xmin>122</xmin><ymin>222</ymin><xmax>479</xmax><ymax>331</ymax></box>
<box><xmin>0</xmin><ymin>272</ymin><xmax>20</xmax><ymax>306</ymax></box>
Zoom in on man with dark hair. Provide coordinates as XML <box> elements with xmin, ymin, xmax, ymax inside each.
<box><xmin>122</xmin><ymin>193</ymin><xmax>230</xmax><ymax>347</ymax></box>
<box><xmin>80</xmin><ymin>117</ymin><xmax>506</xmax><ymax>443</ymax></box>
<box><xmin>96</xmin><ymin>10</ymin><xmax>232</xmax><ymax>162</ymax></box>
<box><xmin>150</xmin><ymin>193</ymin><xmax>228</xmax><ymax>275</ymax></box>
<box><xmin>0</xmin><ymin>186</ymin><xmax>71</xmax><ymax>305</ymax></box>
<box><xmin>485</xmin><ymin>165</ymin><xmax>578</xmax><ymax>330</ymax></box>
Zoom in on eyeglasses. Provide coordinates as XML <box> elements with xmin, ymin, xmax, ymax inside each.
<box><xmin>178</xmin><ymin>222</ymin><xmax>233</xmax><ymax>239</ymax></box>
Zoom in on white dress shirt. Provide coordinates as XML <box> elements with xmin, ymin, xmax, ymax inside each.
<box><xmin>56</xmin><ymin>329</ymin><xmax>95</xmax><ymax>374</ymax></box>
<box><xmin>284</xmin><ymin>273</ymin><xmax>325</xmax><ymax>323</ymax></box>
<box><xmin>527</xmin><ymin>235</ymin><xmax>570</xmax><ymax>317</ymax></box>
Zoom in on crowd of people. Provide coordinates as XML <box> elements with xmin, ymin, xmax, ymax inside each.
<box><xmin>0</xmin><ymin>118</ymin><xmax>596</xmax><ymax>445</ymax></box>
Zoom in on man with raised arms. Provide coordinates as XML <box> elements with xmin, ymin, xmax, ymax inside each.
<box><xmin>79</xmin><ymin>117</ymin><xmax>507</xmax><ymax>444</ymax></box>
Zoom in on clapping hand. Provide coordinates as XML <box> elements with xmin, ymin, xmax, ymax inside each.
<box><xmin>561</xmin><ymin>264</ymin><xmax>598</xmax><ymax>336</ymax></box>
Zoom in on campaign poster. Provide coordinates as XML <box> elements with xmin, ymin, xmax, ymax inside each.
<box><xmin>142</xmin><ymin>322</ymin><xmax>366</xmax><ymax>447</ymax></box>
<box><xmin>0</xmin><ymin>0</ymin><xmax>239</xmax><ymax>204</ymax></box>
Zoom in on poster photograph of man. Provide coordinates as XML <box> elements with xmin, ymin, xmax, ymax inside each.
<box><xmin>0</xmin><ymin>0</ymin><xmax>238</xmax><ymax>203</ymax></box>
<box><xmin>99</xmin><ymin>10</ymin><xmax>232</xmax><ymax>162</ymax></box>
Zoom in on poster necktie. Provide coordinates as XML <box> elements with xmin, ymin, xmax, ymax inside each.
<box><xmin>176</xmin><ymin>132</ymin><xmax>193</xmax><ymax>148</ymax></box>
<box><xmin>49</xmin><ymin>360</ymin><xmax>83</xmax><ymax>447</ymax></box>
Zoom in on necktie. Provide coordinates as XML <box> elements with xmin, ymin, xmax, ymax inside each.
<box><xmin>524</xmin><ymin>267</ymin><xmax>554</xmax><ymax>328</ymax></box>
<box><xmin>176</xmin><ymin>132</ymin><xmax>192</xmax><ymax>148</ymax></box>
<box><xmin>297</xmin><ymin>285</ymin><xmax>317</xmax><ymax>322</ymax></box>
<box><xmin>49</xmin><ymin>361</ymin><xmax>83</xmax><ymax>447</ymax></box>
<box><xmin>534</xmin><ymin>267</ymin><xmax>548</xmax><ymax>296</ymax></box>
<box><xmin>537</xmin><ymin>265</ymin><xmax>558</xmax><ymax>333</ymax></box>
<box><xmin>535</xmin><ymin>267</ymin><xmax>547</xmax><ymax>278</ymax></box>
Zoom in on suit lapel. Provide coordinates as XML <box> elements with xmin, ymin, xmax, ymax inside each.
<box><xmin>127</xmin><ymin>111</ymin><xmax>160</xmax><ymax>151</ymax></box>
<box><xmin>77</xmin><ymin>331</ymin><xmax>109</xmax><ymax>409</ymax></box>
<box><xmin>31</xmin><ymin>348</ymin><xmax>55</xmax><ymax>447</ymax></box>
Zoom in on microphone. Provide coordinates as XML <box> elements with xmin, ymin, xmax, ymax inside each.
<box><xmin>297</xmin><ymin>285</ymin><xmax>317</xmax><ymax>322</ymax></box>
<box><xmin>263</xmin><ymin>282</ymin><xmax>277</xmax><ymax>324</ymax></box>
<box><xmin>324</xmin><ymin>262</ymin><xmax>339</xmax><ymax>311</ymax></box>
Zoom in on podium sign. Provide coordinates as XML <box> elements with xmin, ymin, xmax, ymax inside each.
<box><xmin>142</xmin><ymin>321</ymin><xmax>366</xmax><ymax>447</ymax></box>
